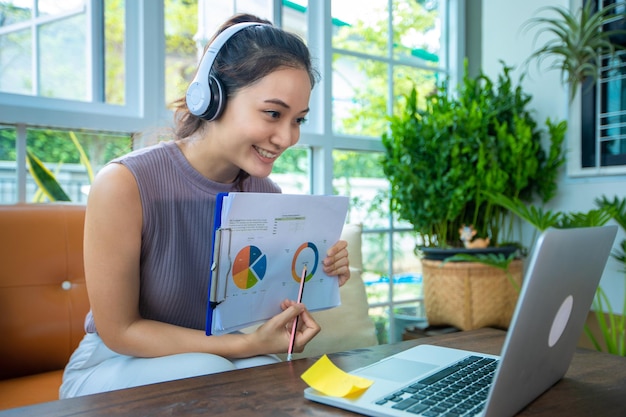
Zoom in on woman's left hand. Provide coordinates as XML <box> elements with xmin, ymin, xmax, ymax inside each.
<box><xmin>323</xmin><ymin>240</ymin><xmax>350</xmax><ymax>286</ymax></box>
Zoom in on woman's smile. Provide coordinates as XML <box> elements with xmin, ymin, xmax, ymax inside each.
<box><xmin>253</xmin><ymin>145</ymin><xmax>279</xmax><ymax>160</ymax></box>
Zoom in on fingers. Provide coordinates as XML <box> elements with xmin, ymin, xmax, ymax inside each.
<box><xmin>289</xmin><ymin>307</ymin><xmax>320</xmax><ymax>352</ymax></box>
<box><xmin>336</xmin><ymin>268</ymin><xmax>351</xmax><ymax>287</ymax></box>
<box><xmin>270</xmin><ymin>303</ymin><xmax>320</xmax><ymax>353</ymax></box>
<box><xmin>280</xmin><ymin>299</ymin><xmax>295</xmax><ymax>311</ymax></box>
<box><xmin>323</xmin><ymin>240</ymin><xmax>351</xmax><ymax>286</ymax></box>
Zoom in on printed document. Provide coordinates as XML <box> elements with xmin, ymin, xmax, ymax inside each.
<box><xmin>207</xmin><ymin>192</ymin><xmax>349</xmax><ymax>335</ymax></box>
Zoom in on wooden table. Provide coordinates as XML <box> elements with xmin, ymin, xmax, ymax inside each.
<box><xmin>2</xmin><ymin>328</ymin><xmax>625</xmax><ymax>416</ymax></box>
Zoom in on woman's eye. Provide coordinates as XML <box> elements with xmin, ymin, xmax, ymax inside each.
<box><xmin>266</xmin><ymin>110</ymin><xmax>280</xmax><ymax>119</ymax></box>
<box><xmin>296</xmin><ymin>117</ymin><xmax>308</xmax><ymax>126</ymax></box>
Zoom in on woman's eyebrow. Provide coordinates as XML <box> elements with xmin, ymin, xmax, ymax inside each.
<box><xmin>264</xmin><ymin>98</ymin><xmax>309</xmax><ymax>114</ymax></box>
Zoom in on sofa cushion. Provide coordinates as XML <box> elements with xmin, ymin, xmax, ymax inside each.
<box><xmin>0</xmin><ymin>370</ymin><xmax>63</xmax><ymax>410</ymax></box>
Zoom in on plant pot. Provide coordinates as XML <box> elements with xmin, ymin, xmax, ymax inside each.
<box><xmin>421</xmin><ymin>251</ymin><xmax>523</xmax><ymax>331</ymax></box>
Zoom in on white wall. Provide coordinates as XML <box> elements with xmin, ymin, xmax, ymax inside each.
<box><xmin>481</xmin><ymin>0</ymin><xmax>626</xmax><ymax>312</ymax></box>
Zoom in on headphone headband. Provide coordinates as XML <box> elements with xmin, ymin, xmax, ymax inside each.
<box><xmin>186</xmin><ymin>22</ymin><xmax>266</xmax><ymax>120</ymax></box>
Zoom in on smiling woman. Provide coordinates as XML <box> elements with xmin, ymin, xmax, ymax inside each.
<box><xmin>58</xmin><ymin>13</ymin><xmax>351</xmax><ymax>400</ymax></box>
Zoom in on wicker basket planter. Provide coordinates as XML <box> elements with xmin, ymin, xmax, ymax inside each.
<box><xmin>422</xmin><ymin>258</ymin><xmax>523</xmax><ymax>331</ymax></box>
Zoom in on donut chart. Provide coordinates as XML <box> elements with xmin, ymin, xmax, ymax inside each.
<box><xmin>232</xmin><ymin>245</ymin><xmax>267</xmax><ymax>289</ymax></box>
<box><xmin>291</xmin><ymin>242</ymin><xmax>319</xmax><ymax>282</ymax></box>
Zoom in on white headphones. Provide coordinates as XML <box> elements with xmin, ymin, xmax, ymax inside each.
<box><xmin>186</xmin><ymin>22</ymin><xmax>265</xmax><ymax>121</ymax></box>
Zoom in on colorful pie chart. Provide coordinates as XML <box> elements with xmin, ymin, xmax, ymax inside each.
<box><xmin>232</xmin><ymin>245</ymin><xmax>267</xmax><ymax>289</ymax></box>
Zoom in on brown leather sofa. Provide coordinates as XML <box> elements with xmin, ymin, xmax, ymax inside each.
<box><xmin>0</xmin><ymin>204</ymin><xmax>89</xmax><ymax>410</ymax></box>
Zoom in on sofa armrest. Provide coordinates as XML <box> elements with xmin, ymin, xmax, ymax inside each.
<box><xmin>0</xmin><ymin>204</ymin><xmax>89</xmax><ymax>380</ymax></box>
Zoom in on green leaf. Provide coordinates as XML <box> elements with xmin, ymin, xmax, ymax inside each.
<box><xmin>26</xmin><ymin>150</ymin><xmax>71</xmax><ymax>202</ymax></box>
<box><xmin>69</xmin><ymin>131</ymin><xmax>94</xmax><ymax>183</ymax></box>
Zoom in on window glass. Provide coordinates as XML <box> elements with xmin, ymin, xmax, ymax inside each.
<box><xmin>164</xmin><ymin>0</ymin><xmax>197</xmax><ymax>106</ymax></box>
<box><xmin>0</xmin><ymin>0</ymin><xmax>124</xmax><ymax>104</ymax></box>
<box><xmin>282</xmin><ymin>0</ymin><xmax>307</xmax><ymax>42</ymax></box>
<box><xmin>235</xmin><ymin>0</ymin><xmax>272</xmax><ymax>20</ymax></box>
<box><xmin>270</xmin><ymin>145</ymin><xmax>310</xmax><ymax>194</ymax></box>
<box><xmin>0</xmin><ymin>2</ymin><xmax>33</xmax><ymax>95</ymax></box>
<box><xmin>333</xmin><ymin>149</ymin><xmax>387</xmax><ymax>224</ymax></box>
<box><xmin>333</xmin><ymin>54</ymin><xmax>389</xmax><ymax>136</ymax></box>
<box><xmin>392</xmin><ymin>301</ymin><xmax>425</xmax><ymax>341</ymax></box>
<box><xmin>392</xmin><ymin>231</ymin><xmax>422</xmax><ymax>302</ymax></box>
<box><xmin>393</xmin><ymin>64</ymin><xmax>440</xmax><ymax>114</ymax></box>
<box><xmin>580</xmin><ymin>0</ymin><xmax>626</xmax><ymax>170</ymax></box>
<box><xmin>0</xmin><ymin>0</ymin><xmax>32</xmax><ymax>25</ymax></box>
<box><xmin>599</xmin><ymin>51</ymin><xmax>626</xmax><ymax>166</ymax></box>
<box><xmin>0</xmin><ymin>125</ymin><xmax>17</xmax><ymax>204</ymax></box>
<box><xmin>37</xmin><ymin>0</ymin><xmax>84</xmax><ymax>16</ymax></box>
<box><xmin>25</xmin><ymin>128</ymin><xmax>131</xmax><ymax>203</ymax></box>
<box><xmin>333</xmin><ymin>148</ymin><xmax>423</xmax><ymax>343</ymax></box>
<box><xmin>332</xmin><ymin>2</ymin><xmax>442</xmax><ymax>137</ymax></box>
<box><xmin>392</xmin><ymin>0</ymin><xmax>441</xmax><ymax>68</ymax></box>
<box><xmin>105</xmin><ymin>0</ymin><xmax>125</xmax><ymax>105</ymax></box>
<box><xmin>0</xmin><ymin>0</ymin><xmax>88</xmax><ymax>99</ymax></box>
<box><xmin>332</xmin><ymin>0</ymin><xmax>388</xmax><ymax>57</ymax></box>
<box><xmin>369</xmin><ymin>305</ymin><xmax>389</xmax><ymax>344</ymax></box>
<box><xmin>39</xmin><ymin>13</ymin><xmax>86</xmax><ymax>99</ymax></box>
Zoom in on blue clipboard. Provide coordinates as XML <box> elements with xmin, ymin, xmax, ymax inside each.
<box><xmin>205</xmin><ymin>192</ymin><xmax>228</xmax><ymax>335</ymax></box>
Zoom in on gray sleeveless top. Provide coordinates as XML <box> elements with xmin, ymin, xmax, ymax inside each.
<box><xmin>84</xmin><ymin>140</ymin><xmax>281</xmax><ymax>333</ymax></box>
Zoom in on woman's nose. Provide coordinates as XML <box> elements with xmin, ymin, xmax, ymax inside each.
<box><xmin>271</xmin><ymin>122</ymin><xmax>299</xmax><ymax>149</ymax></box>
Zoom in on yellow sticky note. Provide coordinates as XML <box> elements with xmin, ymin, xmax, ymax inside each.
<box><xmin>301</xmin><ymin>354</ymin><xmax>374</xmax><ymax>397</ymax></box>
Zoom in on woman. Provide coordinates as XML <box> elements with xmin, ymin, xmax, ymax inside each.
<box><xmin>60</xmin><ymin>13</ymin><xmax>350</xmax><ymax>398</ymax></box>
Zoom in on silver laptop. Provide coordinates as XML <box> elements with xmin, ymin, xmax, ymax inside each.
<box><xmin>304</xmin><ymin>226</ymin><xmax>618</xmax><ymax>417</ymax></box>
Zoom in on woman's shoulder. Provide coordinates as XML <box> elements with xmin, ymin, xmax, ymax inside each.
<box><xmin>112</xmin><ymin>140</ymin><xmax>174</xmax><ymax>163</ymax></box>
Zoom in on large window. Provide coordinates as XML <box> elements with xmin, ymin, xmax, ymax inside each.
<box><xmin>0</xmin><ymin>1</ymin><xmax>90</xmax><ymax>100</ymax></box>
<box><xmin>575</xmin><ymin>0</ymin><xmax>626</xmax><ymax>174</ymax></box>
<box><xmin>0</xmin><ymin>0</ymin><xmax>462</xmax><ymax>343</ymax></box>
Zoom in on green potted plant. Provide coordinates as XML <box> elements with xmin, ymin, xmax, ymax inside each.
<box><xmin>381</xmin><ymin>61</ymin><xmax>566</xmax><ymax>252</ymax></box>
<box><xmin>380</xmin><ymin>61</ymin><xmax>566</xmax><ymax>331</ymax></box>
<box><xmin>523</xmin><ymin>1</ymin><xmax>626</xmax><ymax>102</ymax></box>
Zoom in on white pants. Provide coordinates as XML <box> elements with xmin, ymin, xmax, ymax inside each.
<box><xmin>60</xmin><ymin>333</ymin><xmax>280</xmax><ymax>399</ymax></box>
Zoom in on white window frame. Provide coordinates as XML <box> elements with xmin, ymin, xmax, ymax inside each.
<box><xmin>0</xmin><ymin>0</ymin><xmax>169</xmax><ymax>133</ymax></box>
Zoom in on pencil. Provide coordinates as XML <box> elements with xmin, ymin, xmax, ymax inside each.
<box><xmin>287</xmin><ymin>265</ymin><xmax>307</xmax><ymax>361</ymax></box>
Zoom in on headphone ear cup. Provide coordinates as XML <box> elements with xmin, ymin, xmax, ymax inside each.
<box><xmin>201</xmin><ymin>75</ymin><xmax>226</xmax><ymax>121</ymax></box>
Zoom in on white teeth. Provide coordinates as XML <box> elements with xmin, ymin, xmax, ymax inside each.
<box><xmin>254</xmin><ymin>146</ymin><xmax>277</xmax><ymax>159</ymax></box>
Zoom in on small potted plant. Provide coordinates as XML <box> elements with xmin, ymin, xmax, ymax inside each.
<box><xmin>523</xmin><ymin>1</ymin><xmax>626</xmax><ymax>102</ymax></box>
<box><xmin>381</xmin><ymin>61</ymin><xmax>566</xmax><ymax>330</ymax></box>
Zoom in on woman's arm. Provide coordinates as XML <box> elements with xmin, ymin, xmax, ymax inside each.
<box><xmin>84</xmin><ymin>163</ymin><xmax>318</xmax><ymax>358</ymax></box>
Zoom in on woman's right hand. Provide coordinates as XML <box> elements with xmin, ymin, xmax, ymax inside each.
<box><xmin>252</xmin><ymin>301</ymin><xmax>320</xmax><ymax>354</ymax></box>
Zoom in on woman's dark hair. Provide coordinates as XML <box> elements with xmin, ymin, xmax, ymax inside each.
<box><xmin>172</xmin><ymin>13</ymin><xmax>319</xmax><ymax>140</ymax></box>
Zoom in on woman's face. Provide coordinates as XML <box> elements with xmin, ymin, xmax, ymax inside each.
<box><xmin>213</xmin><ymin>66</ymin><xmax>312</xmax><ymax>180</ymax></box>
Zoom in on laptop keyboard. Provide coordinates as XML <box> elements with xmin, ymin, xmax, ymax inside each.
<box><xmin>374</xmin><ymin>355</ymin><xmax>498</xmax><ymax>417</ymax></box>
